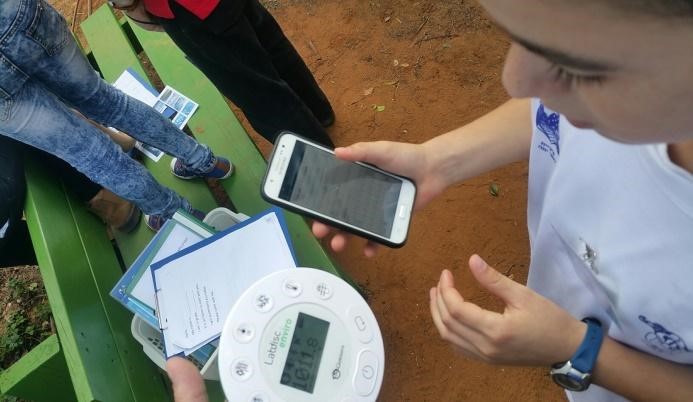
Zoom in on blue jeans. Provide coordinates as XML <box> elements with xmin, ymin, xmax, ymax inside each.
<box><xmin>0</xmin><ymin>0</ymin><xmax>218</xmax><ymax>218</ymax></box>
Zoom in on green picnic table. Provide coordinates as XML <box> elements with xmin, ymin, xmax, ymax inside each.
<box><xmin>0</xmin><ymin>4</ymin><xmax>349</xmax><ymax>401</ymax></box>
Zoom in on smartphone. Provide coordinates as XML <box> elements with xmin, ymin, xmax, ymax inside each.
<box><xmin>262</xmin><ymin>132</ymin><xmax>416</xmax><ymax>247</ymax></box>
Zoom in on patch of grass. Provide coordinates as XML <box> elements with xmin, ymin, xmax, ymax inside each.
<box><xmin>0</xmin><ymin>274</ymin><xmax>53</xmax><ymax>369</ymax></box>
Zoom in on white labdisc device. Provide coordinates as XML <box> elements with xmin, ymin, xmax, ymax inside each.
<box><xmin>218</xmin><ymin>268</ymin><xmax>385</xmax><ymax>402</ymax></box>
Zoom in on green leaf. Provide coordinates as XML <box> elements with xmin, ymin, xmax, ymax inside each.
<box><xmin>489</xmin><ymin>183</ymin><xmax>500</xmax><ymax>197</ymax></box>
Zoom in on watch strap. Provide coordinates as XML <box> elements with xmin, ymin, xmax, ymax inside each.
<box><xmin>569</xmin><ymin>317</ymin><xmax>604</xmax><ymax>374</ymax></box>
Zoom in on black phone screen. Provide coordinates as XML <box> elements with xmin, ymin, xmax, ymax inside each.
<box><xmin>279</xmin><ymin>142</ymin><xmax>402</xmax><ymax>237</ymax></box>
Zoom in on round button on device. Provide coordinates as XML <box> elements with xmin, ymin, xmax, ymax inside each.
<box><xmin>347</xmin><ymin>306</ymin><xmax>374</xmax><ymax>344</ymax></box>
<box><xmin>253</xmin><ymin>294</ymin><xmax>273</xmax><ymax>313</ymax></box>
<box><xmin>314</xmin><ymin>281</ymin><xmax>333</xmax><ymax>300</ymax></box>
<box><xmin>234</xmin><ymin>323</ymin><xmax>255</xmax><ymax>344</ymax></box>
<box><xmin>231</xmin><ymin>359</ymin><xmax>253</xmax><ymax>382</ymax></box>
<box><xmin>281</xmin><ymin>278</ymin><xmax>302</xmax><ymax>297</ymax></box>
<box><xmin>353</xmin><ymin>350</ymin><xmax>379</xmax><ymax>396</ymax></box>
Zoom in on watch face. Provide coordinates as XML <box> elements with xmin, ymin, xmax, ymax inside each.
<box><xmin>552</xmin><ymin>373</ymin><xmax>588</xmax><ymax>392</ymax></box>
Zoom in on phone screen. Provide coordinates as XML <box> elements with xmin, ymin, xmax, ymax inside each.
<box><xmin>279</xmin><ymin>141</ymin><xmax>402</xmax><ymax>237</ymax></box>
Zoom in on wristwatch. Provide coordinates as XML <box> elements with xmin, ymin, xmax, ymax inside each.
<box><xmin>550</xmin><ymin>317</ymin><xmax>604</xmax><ymax>392</ymax></box>
<box><xmin>108</xmin><ymin>0</ymin><xmax>140</xmax><ymax>11</ymax></box>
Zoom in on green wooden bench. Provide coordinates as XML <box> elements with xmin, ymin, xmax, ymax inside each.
<box><xmin>0</xmin><ymin>4</ymin><xmax>348</xmax><ymax>401</ymax></box>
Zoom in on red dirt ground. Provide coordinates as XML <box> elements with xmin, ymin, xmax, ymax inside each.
<box><xmin>48</xmin><ymin>0</ymin><xmax>565</xmax><ymax>400</ymax></box>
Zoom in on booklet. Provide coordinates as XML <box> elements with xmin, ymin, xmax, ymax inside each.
<box><xmin>154</xmin><ymin>85</ymin><xmax>199</xmax><ymax>130</ymax></box>
<box><xmin>151</xmin><ymin>207</ymin><xmax>297</xmax><ymax>358</ymax></box>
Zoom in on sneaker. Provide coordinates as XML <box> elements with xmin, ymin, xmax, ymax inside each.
<box><xmin>144</xmin><ymin>214</ymin><xmax>166</xmax><ymax>232</ymax></box>
<box><xmin>170</xmin><ymin>156</ymin><xmax>234</xmax><ymax>180</ymax></box>
<box><xmin>144</xmin><ymin>208</ymin><xmax>206</xmax><ymax>232</ymax></box>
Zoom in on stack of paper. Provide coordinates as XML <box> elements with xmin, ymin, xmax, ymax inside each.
<box><xmin>110</xmin><ymin>210</ymin><xmax>215</xmax><ymax>329</ymax></box>
<box><xmin>110</xmin><ymin>210</ymin><xmax>219</xmax><ymax>364</ymax></box>
<box><xmin>151</xmin><ymin>208</ymin><xmax>297</xmax><ymax>357</ymax></box>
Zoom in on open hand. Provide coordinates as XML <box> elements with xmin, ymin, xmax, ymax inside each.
<box><xmin>429</xmin><ymin>255</ymin><xmax>587</xmax><ymax>366</ymax></box>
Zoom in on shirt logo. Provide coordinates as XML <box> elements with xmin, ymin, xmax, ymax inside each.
<box><xmin>638</xmin><ymin>315</ymin><xmax>691</xmax><ymax>354</ymax></box>
<box><xmin>536</xmin><ymin>104</ymin><xmax>560</xmax><ymax>162</ymax></box>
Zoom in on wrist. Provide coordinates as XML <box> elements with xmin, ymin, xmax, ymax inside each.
<box><xmin>558</xmin><ymin>320</ymin><xmax>588</xmax><ymax>363</ymax></box>
<box><xmin>422</xmin><ymin>134</ymin><xmax>469</xmax><ymax>189</ymax></box>
<box><xmin>550</xmin><ymin>317</ymin><xmax>605</xmax><ymax>392</ymax></box>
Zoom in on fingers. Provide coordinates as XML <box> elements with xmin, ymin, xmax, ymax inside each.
<box><xmin>429</xmin><ymin>287</ymin><xmax>484</xmax><ymax>358</ymax></box>
<box><xmin>166</xmin><ymin>357</ymin><xmax>209</xmax><ymax>402</ymax></box>
<box><xmin>330</xmin><ymin>234</ymin><xmax>348</xmax><ymax>252</ymax></box>
<box><xmin>468</xmin><ymin>255</ymin><xmax>523</xmax><ymax>307</ymax></box>
<box><xmin>363</xmin><ymin>241</ymin><xmax>380</xmax><ymax>258</ymax></box>
<box><xmin>312</xmin><ymin>221</ymin><xmax>381</xmax><ymax>257</ymax></box>
<box><xmin>437</xmin><ymin>269</ymin><xmax>498</xmax><ymax>331</ymax></box>
<box><xmin>330</xmin><ymin>235</ymin><xmax>380</xmax><ymax>257</ymax></box>
<box><xmin>312</xmin><ymin>221</ymin><xmax>331</xmax><ymax>238</ymax></box>
<box><xmin>312</xmin><ymin>221</ymin><xmax>347</xmax><ymax>252</ymax></box>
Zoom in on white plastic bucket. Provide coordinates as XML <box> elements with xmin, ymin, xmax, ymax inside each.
<box><xmin>202</xmin><ymin>207</ymin><xmax>250</xmax><ymax>231</ymax></box>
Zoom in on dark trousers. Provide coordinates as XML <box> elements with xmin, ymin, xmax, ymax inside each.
<box><xmin>158</xmin><ymin>0</ymin><xmax>334</xmax><ymax>146</ymax></box>
<box><xmin>0</xmin><ymin>136</ymin><xmax>100</xmax><ymax>267</ymax></box>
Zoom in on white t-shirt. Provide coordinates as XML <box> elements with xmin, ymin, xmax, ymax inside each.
<box><xmin>526</xmin><ymin>99</ymin><xmax>693</xmax><ymax>402</ymax></box>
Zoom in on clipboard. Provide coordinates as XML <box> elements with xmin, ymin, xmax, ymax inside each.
<box><xmin>151</xmin><ymin>207</ymin><xmax>297</xmax><ymax>358</ymax></box>
<box><xmin>110</xmin><ymin>210</ymin><xmax>215</xmax><ymax>329</ymax></box>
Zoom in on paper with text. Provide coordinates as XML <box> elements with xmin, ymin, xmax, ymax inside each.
<box><xmin>131</xmin><ymin>224</ymin><xmax>207</xmax><ymax>309</ymax></box>
<box><xmin>153</xmin><ymin>210</ymin><xmax>296</xmax><ymax>357</ymax></box>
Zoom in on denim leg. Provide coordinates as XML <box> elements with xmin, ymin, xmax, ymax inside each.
<box><xmin>0</xmin><ymin>81</ymin><xmax>190</xmax><ymax>218</ymax></box>
<box><xmin>66</xmin><ymin>70</ymin><xmax>217</xmax><ymax>174</ymax></box>
<box><xmin>31</xmin><ymin>36</ymin><xmax>216</xmax><ymax>174</ymax></box>
<box><xmin>0</xmin><ymin>0</ymin><xmax>214</xmax><ymax>218</ymax></box>
<box><xmin>0</xmin><ymin>0</ymin><xmax>216</xmax><ymax>174</ymax></box>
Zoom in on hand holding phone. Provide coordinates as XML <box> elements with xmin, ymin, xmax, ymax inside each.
<box><xmin>262</xmin><ymin>132</ymin><xmax>417</xmax><ymax>247</ymax></box>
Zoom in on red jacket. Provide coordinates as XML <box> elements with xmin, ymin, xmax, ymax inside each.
<box><xmin>143</xmin><ymin>0</ymin><xmax>220</xmax><ymax>19</ymax></box>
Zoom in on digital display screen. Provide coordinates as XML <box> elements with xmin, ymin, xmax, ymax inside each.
<box><xmin>280</xmin><ymin>313</ymin><xmax>330</xmax><ymax>394</ymax></box>
<box><xmin>279</xmin><ymin>142</ymin><xmax>402</xmax><ymax>237</ymax></box>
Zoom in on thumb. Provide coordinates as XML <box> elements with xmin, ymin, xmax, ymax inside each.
<box><xmin>166</xmin><ymin>357</ymin><xmax>209</xmax><ymax>402</ymax></box>
<box><xmin>468</xmin><ymin>254</ymin><xmax>522</xmax><ymax>307</ymax></box>
<box><xmin>335</xmin><ymin>141</ymin><xmax>393</xmax><ymax>166</ymax></box>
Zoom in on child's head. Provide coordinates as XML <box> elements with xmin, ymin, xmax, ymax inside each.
<box><xmin>479</xmin><ymin>0</ymin><xmax>693</xmax><ymax>143</ymax></box>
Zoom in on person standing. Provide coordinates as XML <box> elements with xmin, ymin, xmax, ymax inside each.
<box><xmin>313</xmin><ymin>1</ymin><xmax>693</xmax><ymax>401</ymax></box>
<box><xmin>0</xmin><ymin>0</ymin><xmax>233</xmax><ymax>231</ymax></box>
<box><xmin>115</xmin><ymin>0</ymin><xmax>335</xmax><ymax>146</ymax></box>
